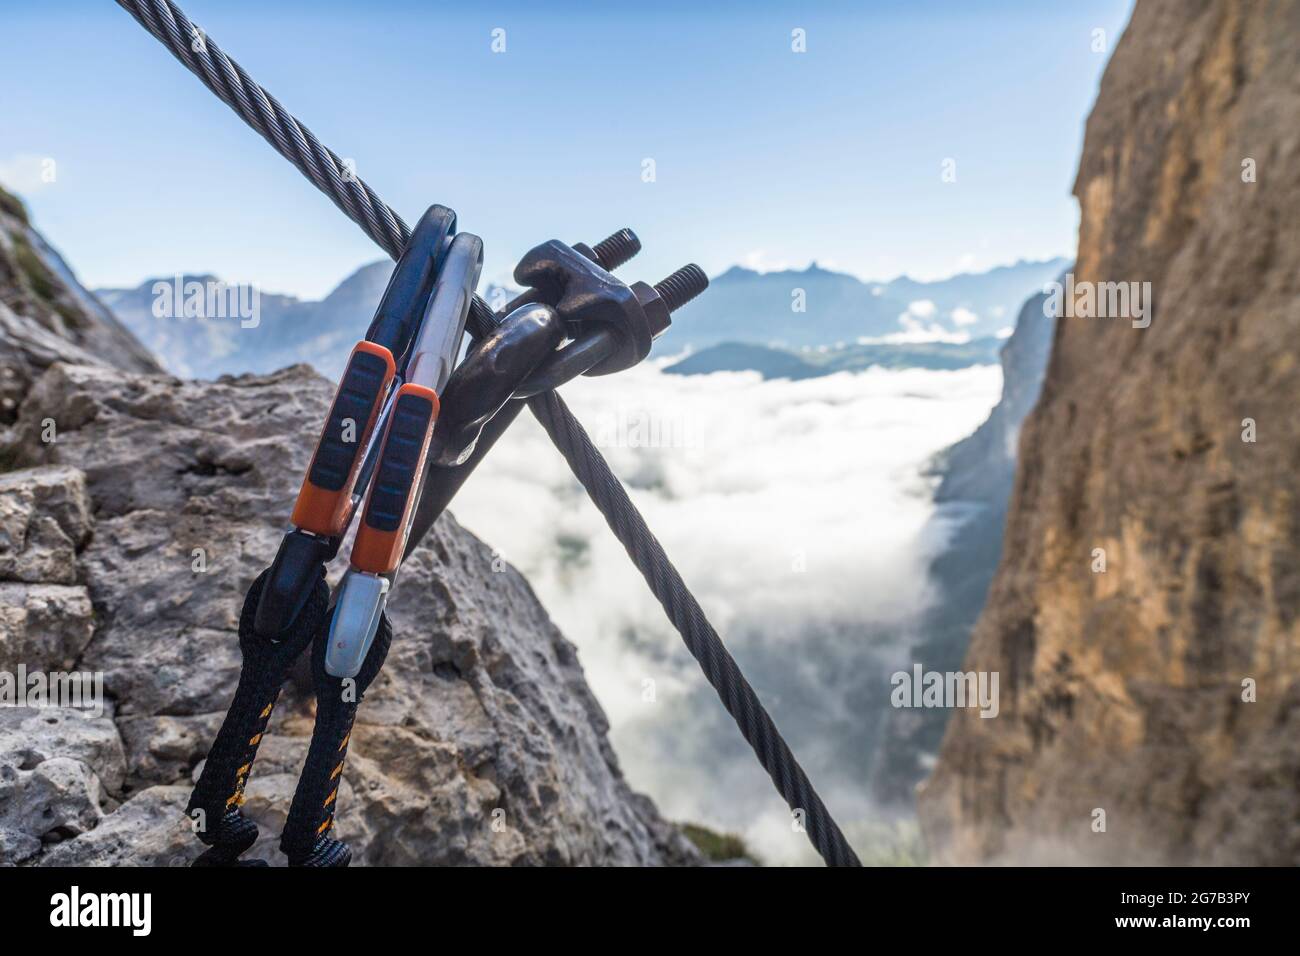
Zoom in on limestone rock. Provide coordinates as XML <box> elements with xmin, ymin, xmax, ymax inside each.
<box><xmin>0</xmin><ymin>465</ymin><xmax>92</xmax><ymax>584</ymax></box>
<box><xmin>37</xmin><ymin>786</ymin><xmax>194</xmax><ymax>868</ymax></box>
<box><xmin>0</xmin><ymin>707</ymin><xmax>125</xmax><ymax>793</ymax></box>
<box><xmin>0</xmin><ymin>708</ymin><xmax>125</xmax><ymax>865</ymax></box>
<box><xmin>0</xmin><ymin>185</ymin><xmax>159</xmax><ymax>392</ymax></box>
<box><xmin>0</xmin><ymin>582</ymin><xmax>95</xmax><ymax>673</ymax></box>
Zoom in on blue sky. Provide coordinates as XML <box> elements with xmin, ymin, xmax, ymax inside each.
<box><xmin>1</xmin><ymin>0</ymin><xmax>1133</xmax><ymax>299</ymax></box>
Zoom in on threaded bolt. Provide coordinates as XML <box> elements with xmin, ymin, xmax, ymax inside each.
<box><xmin>654</xmin><ymin>264</ymin><xmax>709</xmax><ymax>314</ymax></box>
<box><xmin>591</xmin><ymin>228</ymin><xmax>642</xmax><ymax>271</ymax></box>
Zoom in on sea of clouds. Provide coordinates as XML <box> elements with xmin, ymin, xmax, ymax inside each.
<box><xmin>451</xmin><ymin>359</ymin><xmax>1002</xmax><ymax>863</ymax></box>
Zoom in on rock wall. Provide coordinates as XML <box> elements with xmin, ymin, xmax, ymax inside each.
<box><xmin>933</xmin><ymin>286</ymin><xmax>1059</xmax><ymax>508</ymax></box>
<box><xmin>0</xmin><ymin>190</ymin><xmax>697</xmax><ymax>866</ymax></box>
<box><xmin>0</xmin><ymin>186</ymin><xmax>158</xmax><ymax>426</ymax></box>
<box><xmin>871</xmin><ymin>285</ymin><xmax>1059</xmax><ymax>805</ymax></box>
<box><xmin>920</xmin><ymin>0</ymin><xmax>1300</xmax><ymax>864</ymax></box>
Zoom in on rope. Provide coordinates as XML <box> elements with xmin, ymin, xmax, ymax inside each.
<box><xmin>114</xmin><ymin>0</ymin><xmax>861</xmax><ymax>867</ymax></box>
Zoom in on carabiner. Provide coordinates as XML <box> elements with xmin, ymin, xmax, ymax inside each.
<box><xmin>254</xmin><ymin>205</ymin><xmax>457</xmax><ymax>640</ymax></box>
<box><xmin>324</xmin><ymin>231</ymin><xmax>484</xmax><ymax>678</ymax></box>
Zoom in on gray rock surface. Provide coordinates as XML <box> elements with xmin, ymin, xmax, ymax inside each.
<box><xmin>0</xmin><ymin>582</ymin><xmax>95</xmax><ymax>674</ymax></box>
<box><xmin>0</xmin><ymin>186</ymin><xmax>158</xmax><ymax>426</ymax></box>
<box><xmin>0</xmin><ymin>707</ymin><xmax>125</xmax><ymax>863</ymax></box>
<box><xmin>0</xmin><ymin>465</ymin><xmax>92</xmax><ymax>585</ymax></box>
<box><xmin>38</xmin><ymin>786</ymin><xmax>193</xmax><ymax>868</ymax></box>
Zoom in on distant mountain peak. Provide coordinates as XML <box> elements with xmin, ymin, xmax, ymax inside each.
<box><xmin>715</xmin><ymin>265</ymin><xmax>759</xmax><ymax>282</ymax></box>
<box><xmin>714</xmin><ymin>261</ymin><xmax>852</xmax><ymax>283</ymax></box>
<box><xmin>318</xmin><ymin>259</ymin><xmax>391</xmax><ymax>306</ymax></box>
<box><xmin>123</xmin><ymin>273</ymin><xmax>223</xmax><ymax>293</ymax></box>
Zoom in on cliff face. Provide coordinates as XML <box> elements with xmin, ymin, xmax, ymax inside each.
<box><xmin>0</xmin><ymin>191</ymin><xmax>697</xmax><ymax>866</ymax></box>
<box><xmin>933</xmin><ymin>287</ymin><xmax>1059</xmax><ymax>508</ymax></box>
<box><xmin>920</xmin><ymin>0</ymin><xmax>1300</xmax><ymax>864</ymax></box>
<box><xmin>0</xmin><ymin>187</ymin><xmax>159</xmax><ymax>424</ymax></box>
<box><xmin>871</xmin><ymin>287</ymin><xmax>1059</xmax><ymax>805</ymax></box>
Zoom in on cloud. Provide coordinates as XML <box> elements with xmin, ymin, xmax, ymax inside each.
<box><xmin>0</xmin><ymin>153</ymin><xmax>56</xmax><ymax>193</ymax></box>
<box><xmin>452</xmin><ymin>362</ymin><xmax>1002</xmax><ymax>861</ymax></box>
<box><xmin>860</xmin><ymin>329</ymin><xmax>972</xmax><ymax>345</ymax></box>
<box><xmin>950</xmin><ymin>306</ymin><xmax>979</xmax><ymax>326</ymax></box>
<box><xmin>889</xmin><ymin>299</ymin><xmax>970</xmax><ymax>343</ymax></box>
<box><xmin>904</xmin><ymin>299</ymin><xmax>937</xmax><ymax>319</ymax></box>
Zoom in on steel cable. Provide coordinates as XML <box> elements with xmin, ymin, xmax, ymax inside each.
<box><xmin>114</xmin><ymin>0</ymin><xmax>862</xmax><ymax>866</ymax></box>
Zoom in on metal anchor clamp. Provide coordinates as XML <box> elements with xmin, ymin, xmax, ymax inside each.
<box><xmin>510</xmin><ymin>242</ymin><xmax>709</xmax><ymax>398</ymax></box>
<box><xmin>400</xmin><ymin>236</ymin><xmax>709</xmax><ymax>562</ymax></box>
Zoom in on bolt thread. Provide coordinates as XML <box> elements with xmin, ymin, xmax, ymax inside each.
<box><xmin>592</xmin><ymin>228</ymin><xmax>642</xmax><ymax>270</ymax></box>
<box><xmin>654</xmin><ymin>264</ymin><xmax>709</xmax><ymax>314</ymax></box>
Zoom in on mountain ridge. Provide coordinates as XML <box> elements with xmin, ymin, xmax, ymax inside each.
<box><xmin>664</xmin><ymin>337</ymin><xmax>1005</xmax><ymax>380</ymax></box>
<box><xmin>95</xmin><ymin>256</ymin><xmax>1066</xmax><ymax>380</ymax></box>
<box><xmin>665</xmin><ymin>256</ymin><xmax>1067</xmax><ymax>353</ymax></box>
